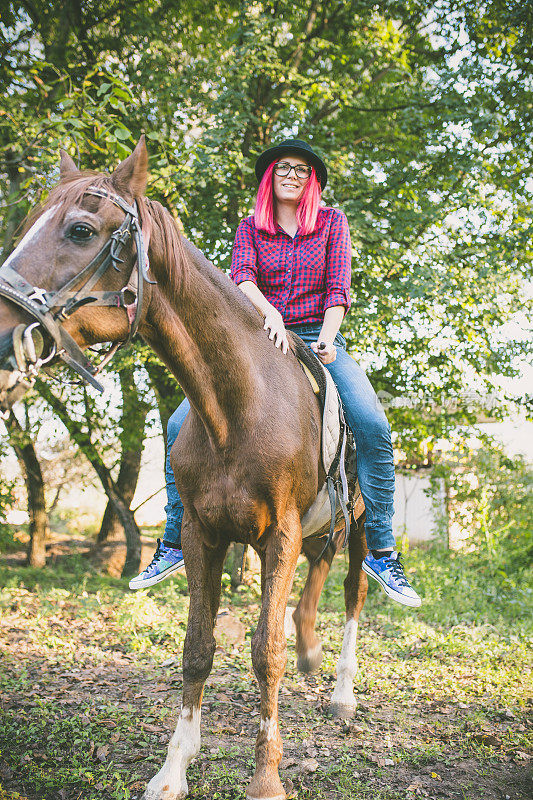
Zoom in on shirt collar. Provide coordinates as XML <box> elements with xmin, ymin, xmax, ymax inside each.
<box><xmin>273</xmin><ymin>209</ymin><xmax>327</xmax><ymax>237</ymax></box>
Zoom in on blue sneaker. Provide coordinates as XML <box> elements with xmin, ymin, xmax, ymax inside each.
<box><xmin>362</xmin><ymin>551</ymin><xmax>421</xmax><ymax>607</ymax></box>
<box><xmin>128</xmin><ymin>539</ymin><xmax>185</xmax><ymax>589</ymax></box>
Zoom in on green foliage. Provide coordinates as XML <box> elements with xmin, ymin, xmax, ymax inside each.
<box><xmin>1</xmin><ymin>0</ymin><xmax>530</xmax><ymax>467</ymax></box>
<box><xmin>428</xmin><ymin>431</ymin><xmax>533</xmax><ymax>571</ymax></box>
<box><xmin>0</xmin><ymin>524</ymin><xmax>19</xmax><ymax>554</ymax></box>
<box><xmin>0</xmin><ymin>1</ymin><xmax>531</xmax><ymax>550</ymax></box>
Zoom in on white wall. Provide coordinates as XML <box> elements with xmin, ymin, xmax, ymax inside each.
<box><xmin>392</xmin><ymin>472</ymin><xmax>445</xmax><ymax>545</ymax></box>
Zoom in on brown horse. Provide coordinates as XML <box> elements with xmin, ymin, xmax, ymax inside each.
<box><xmin>0</xmin><ymin>139</ymin><xmax>369</xmax><ymax>800</ymax></box>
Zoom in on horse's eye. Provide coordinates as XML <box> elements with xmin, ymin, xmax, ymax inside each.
<box><xmin>68</xmin><ymin>223</ymin><xmax>95</xmax><ymax>241</ymax></box>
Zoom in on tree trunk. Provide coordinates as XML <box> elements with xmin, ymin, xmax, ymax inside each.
<box><xmin>97</xmin><ymin>365</ymin><xmax>148</xmax><ymax>544</ymax></box>
<box><xmin>97</xmin><ymin>501</ymin><xmax>122</xmax><ymax>544</ymax></box>
<box><xmin>2</xmin><ymin>150</ymin><xmax>27</xmax><ymax>257</ymax></box>
<box><xmin>5</xmin><ymin>411</ymin><xmax>48</xmax><ymax>568</ymax></box>
<box><xmin>36</xmin><ymin>378</ymin><xmax>142</xmax><ymax>577</ymax></box>
<box><xmin>229</xmin><ymin>542</ymin><xmax>261</xmax><ymax>588</ymax></box>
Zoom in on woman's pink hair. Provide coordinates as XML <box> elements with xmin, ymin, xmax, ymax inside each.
<box><xmin>254</xmin><ymin>161</ymin><xmax>322</xmax><ymax>235</ymax></box>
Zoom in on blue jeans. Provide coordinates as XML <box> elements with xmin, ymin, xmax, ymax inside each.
<box><xmin>164</xmin><ymin>324</ymin><xmax>396</xmax><ymax>550</ymax></box>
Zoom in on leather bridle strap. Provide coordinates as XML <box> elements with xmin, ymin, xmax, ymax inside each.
<box><xmin>0</xmin><ymin>275</ymin><xmax>103</xmax><ymax>388</ymax></box>
<box><xmin>0</xmin><ymin>187</ymin><xmax>153</xmax><ymax>393</ymax></box>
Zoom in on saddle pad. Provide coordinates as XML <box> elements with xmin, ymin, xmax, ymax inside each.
<box><xmin>300</xmin><ymin>368</ymin><xmax>344</xmax><ymax>539</ymax></box>
<box><xmin>322</xmin><ymin>368</ymin><xmax>340</xmax><ymax>474</ymax></box>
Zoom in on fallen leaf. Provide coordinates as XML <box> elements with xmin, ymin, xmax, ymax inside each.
<box><xmin>472</xmin><ymin>732</ymin><xmax>499</xmax><ymax>746</ymax></box>
<box><xmin>95</xmin><ymin>744</ymin><xmax>109</xmax><ymax>762</ymax></box>
<box><xmin>301</xmin><ymin>758</ymin><xmax>319</xmax><ymax>773</ymax></box>
<box><xmin>284</xmin><ymin>778</ymin><xmax>297</xmax><ymax>799</ymax></box>
<box><xmin>142</xmin><ymin>723</ymin><xmax>164</xmax><ymax>733</ymax></box>
<box><xmin>281</xmin><ymin>757</ymin><xmax>298</xmax><ymax>768</ymax></box>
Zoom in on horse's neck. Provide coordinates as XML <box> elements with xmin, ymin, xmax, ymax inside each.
<box><xmin>142</xmin><ymin>237</ymin><xmax>262</xmax><ymax>449</ymax></box>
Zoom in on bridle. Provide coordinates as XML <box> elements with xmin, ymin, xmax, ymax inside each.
<box><xmin>0</xmin><ymin>187</ymin><xmax>154</xmax><ymax>395</ymax></box>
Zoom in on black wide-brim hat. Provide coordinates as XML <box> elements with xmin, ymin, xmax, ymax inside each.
<box><xmin>255</xmin><ymin>138</ymin><xmax>327</xmax><ymax>189</ymax></box>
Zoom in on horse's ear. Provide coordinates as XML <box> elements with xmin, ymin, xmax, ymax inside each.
<box><xmin>111</xmin><ymin>135</ymin><xmax>148</xmax><ymax>198</ymax></box>
<box><xmin>59</xmin><ymin>149</ymin><xmax>79</xmax><ymax>180</ymax></box>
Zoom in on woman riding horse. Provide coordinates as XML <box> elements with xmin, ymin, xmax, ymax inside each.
<box><xmin>129</xmin><ymin>138</ymin><xmax>421</xmax><ymax>608</ymax></box>
<box><xmin>0</xmin><ymin>137</ymin><xmax>422</xmax><ymax>799</ymax></box>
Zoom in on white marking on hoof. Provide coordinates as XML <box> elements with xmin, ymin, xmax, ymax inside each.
<box><xmin>142</xmin><ymin>706</ymin><xmax>200</xmax><ymax>800</ymax></box>
<box><xmin>331</xmin><ymin>619</ymin><xmax>358</xmax><ymax>712</ymax></box>
<box><xmin>330</xmin><ymin>701</ymin><xmax>357</xmax><ymax>719</ymax></box>
<box><xmin>284</xmin><ymin>606</ymin><xmax>296</xmax><ymax>638</ymax></box>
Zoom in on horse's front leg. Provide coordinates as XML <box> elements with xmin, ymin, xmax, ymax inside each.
<box><xmin>330</xmin><ymin>512</ymin><xmax>368</xmax><ymax>718</ymax></box>
<box><xmin>247</xmin><ymin>508</ymin><xmax>302</xmax><ymax>800</ymax></box>
<box><xmin>143</xmin><ymin>519</ymin><xmax>228</xmax><ymax>800</ymax></box>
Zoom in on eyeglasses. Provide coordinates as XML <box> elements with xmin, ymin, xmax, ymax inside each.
<box><xmin>273</xmin><ymin>161</ymin><xmax>312</xmax><ymax>179</ymax></box>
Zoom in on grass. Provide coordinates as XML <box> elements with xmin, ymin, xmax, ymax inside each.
<box><xmin>0</xmin><ymin>543</ymin><xmax>531</xmax><ymax>800</ymax></box>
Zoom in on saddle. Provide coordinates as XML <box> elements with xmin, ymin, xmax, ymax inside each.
<box><xmin>290</xmin><ymin>333</ymin><xmax>361</xmax><ymax>550</ymax></box>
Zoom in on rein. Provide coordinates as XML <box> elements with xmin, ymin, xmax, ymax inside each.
<box><xmin>0</xmin><ymin>188</ymin><xmax>153</xmax><ymax>394</ymax></box>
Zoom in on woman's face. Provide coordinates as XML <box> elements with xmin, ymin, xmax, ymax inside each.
<box><xmin>272</xmin><ymin>153</ymin><xmax>311</xmax><ymax>205</ymax></box>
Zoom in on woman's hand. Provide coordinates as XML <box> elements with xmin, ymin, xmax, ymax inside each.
<box><xmin>311</xmin><ymin>340</ymin><xmax>337</xmax><ymax>364</ymax></box>
<box><xmin>264</xmin><ymin>307</ymin><xmax>289</xmax><ymax>354</ymax></box>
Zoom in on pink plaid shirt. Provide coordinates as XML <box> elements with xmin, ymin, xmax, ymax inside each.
<box><xmin>230</xmin><ymin>207</ymin><xmax>351</xmax><ymax>325</ymax></box>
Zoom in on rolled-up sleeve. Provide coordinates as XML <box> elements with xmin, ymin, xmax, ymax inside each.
<box><xmin>231</xmin><ymin>217</ymin><xmax>258</xmax><ymax>285</ymax></box>
<box><xmin>324</xmin><ymin>210</ymin><xmax>351</xmax><ymax>314</ymax></box>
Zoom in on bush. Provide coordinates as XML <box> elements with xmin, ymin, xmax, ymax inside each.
<box><xmin>428</xmin><ymin>431</ymin><xmax>533</xmax><ymax>574</ymax></box>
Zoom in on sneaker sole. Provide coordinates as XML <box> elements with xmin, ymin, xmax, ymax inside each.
<box><xmin>129</xmin><ymin>561</ymin><xmax>185</xmax><ymax>590</ymax></box>
<box><xmin>361</xmin><ymin>561</ymin><xmax>421</xmax><ymax>608</ymax></box>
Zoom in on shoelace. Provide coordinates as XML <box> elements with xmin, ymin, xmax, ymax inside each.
<box><xmin>384</xmin><ymin>552</ymin><xmax>409</xmax><ymax>586</ymax></box>
<box><xmin>146</xmin><ymin>538</ymin><xmax>165</xmax><ymax>568</ymax></box>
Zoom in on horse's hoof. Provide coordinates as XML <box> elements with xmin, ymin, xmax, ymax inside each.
<box><xmin>296</xmin><ymin>642</ymin><xmax>322</xmax><ymax>674</ymax></box>
<box><xmin>246</xmin><ymin>773</ymin><xmax>286</xmax><ymax>800</ymax></box>
<box><xmin>246</xmin><ymin>794</ymin><xmax>286</xmax><ymax>800</ymax></box>
<box><xmin>142</xmin><ymin>779</ymin><xmax>187</xmax><ymax>800</ymax></box>
<box><xmin>330</xmin><ymin>700</ymin><xmax>357</xmax><ymax>719</ymax></box>
<box><xmin>246</xmin><ymin>788</ymin><xmax>286</xmax><ymax>800</ymax></box>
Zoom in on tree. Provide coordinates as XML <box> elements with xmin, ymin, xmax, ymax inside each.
<box><xmin>1</xmin><ymin>1</ymin><xmax>530</xmax><ymax>555</ymax></box>
<box><xmin>97</xmin><ymin>359</ymin><xmax>150</xmax><ymax>544</ymax></box>
<box><xmin>34</xmin><ymin>371</ymin><xmax>145</xmax><ymax>577</ymax></box>
<box><xmin>118</xmin><ymin>0</ymin><xmax>532</xmax><ymax>460</ymax></box>
<box><xmin>4</xmin><ymin>408</ymin><xmax>49</xmax><ymax>567</ymax></box>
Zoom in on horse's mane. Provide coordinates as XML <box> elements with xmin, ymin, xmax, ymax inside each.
<box><xmin>23</xmin><ymin>171</ymin><xmax>189</xmax><ymax>296</ymax></box>
<box><xmin>137</xmin><ymin>195</ymin><xmax>190</xmax><ymax>299</ymax></box>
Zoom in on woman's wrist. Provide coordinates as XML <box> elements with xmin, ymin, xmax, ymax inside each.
<box><xmin>318</xmin><ymin>305</ymin><xmax>345</xmax><ymax>346</ymax></box>
<box><xmin>238</xmin><ymin>280</ymin><xmax>276</xmax><ymax>318</ymax></box>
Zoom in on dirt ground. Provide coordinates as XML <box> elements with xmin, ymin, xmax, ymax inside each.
<box><xmin>0</xmin><ymin>536</ymin><xmax>531</xmax><ymax>799</ymax></box>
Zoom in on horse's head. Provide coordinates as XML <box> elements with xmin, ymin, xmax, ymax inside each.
<box><xmin>0</xmin><ymin>137</ymin><xmax>150</xmax><ymax>411</ymax></box>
